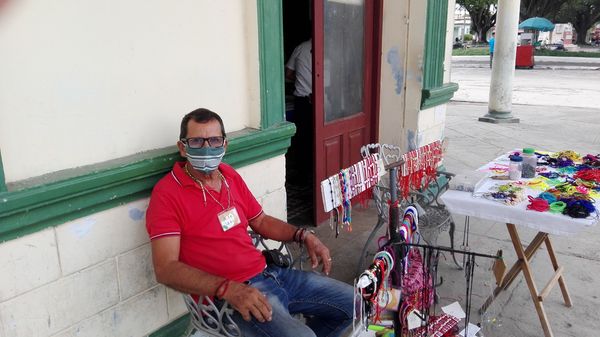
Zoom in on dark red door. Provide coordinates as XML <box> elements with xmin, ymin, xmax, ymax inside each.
<box><xmin>313</xmin><ymin>0</ymin><xmax>382</xmax><ymax>224</ymax></box>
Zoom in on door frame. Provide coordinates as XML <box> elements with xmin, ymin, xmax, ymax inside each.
<box><xmin>312</xmin><ymin>0</ymin><xmax>383</xmax><ymax>224</ymax></box>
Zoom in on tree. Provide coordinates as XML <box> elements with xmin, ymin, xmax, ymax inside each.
<box><xmin>519</xmin><ymin>0</ymin><xmax>565</xmax><ymax>21</ymax></box>
<box><xmin>457</xmin><ymin>0</ymin><xmax>498</xmax><ymax>42</ymax></box>
<box><xmin>556</xmin><ymin>0</ymin><xmax>600</xmax><ymax>44</ymax></box>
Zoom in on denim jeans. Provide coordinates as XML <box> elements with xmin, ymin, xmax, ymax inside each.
<box><xmin>230</xmin><ymin>265</ymin><xmax>354</xmax><ymax>337</ymax></box>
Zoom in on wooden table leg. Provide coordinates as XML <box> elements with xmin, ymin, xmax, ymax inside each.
<box><xmin>542</xmin><ymin>236</ymin><xmax>572</xmax><ymax>307</ymax></box>
<box><xmin>480</xmin><ymin>224</ymin><xmax>572</xmax><ymax>337</ymax></box>
<box><xmin>480</xmin><ymin>231</ymin><xmax>546</xmax><ymax>313</ymax></box>
<box><xmin>506</xmin><ymin>223</ymin><xmax>554</xmax><ymax>337</ymax></box>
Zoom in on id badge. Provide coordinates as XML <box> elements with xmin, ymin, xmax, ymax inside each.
<box><xmin>218</xmin><ymin>207</ymin><xmax>241</xmax><ymax>231</ymax></box>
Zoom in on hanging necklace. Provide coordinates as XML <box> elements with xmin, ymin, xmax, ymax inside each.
<box><xmin>184</xmin><ymin>164</ymin><xmax>231</xmax><ymax>210</ymax></box>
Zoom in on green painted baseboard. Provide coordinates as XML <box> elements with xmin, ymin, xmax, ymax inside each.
<box><xmin>0</xmin><ymin>122</ymin><xmax>295</xmax><ymax>243</ymax></box>
<box><xmin>149</xmin><ymin>315</ymin><xmax>190</xmax><ymax>337</ymax></box>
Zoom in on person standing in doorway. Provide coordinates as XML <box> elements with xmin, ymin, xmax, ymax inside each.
<box><xmin>285</xmin><ymin>39</ymin><xmax>313</xmax><ymax>182</ymax></box>
<box><xmin>489</xmin><ymin>32</ymin><xmax>495</xmax><ymax>68</ymax></box>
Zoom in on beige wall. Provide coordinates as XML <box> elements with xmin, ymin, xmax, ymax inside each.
<box><xmin>378</xmin><ymin>0</ymin><xmax>427</xmax><ymax>152</ymax></box>
<box><xmin>0</xmin><ymin>155</ymin><xmax>287</xmax><ymax>337</ymax></box>
<box><xmin>0</xmin><ymin>0</ymin><xmax>261</xmax><ymax>183</ymax></box>
<box><xmin>378</xmin><ymin>0</ymin><xmax>455</xmax><ymax>151</ymax></box>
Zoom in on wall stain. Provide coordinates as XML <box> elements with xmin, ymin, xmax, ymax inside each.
<box><xmin>71</xmin><ymin>218</ymin><xmax>96</xmax><ymax>238</ymax></box>
<box><xmin>407</xmin><ymin>129</ymin><xmax>417</xmax><ymax>151</ymax></box>
<box><xmin>387</xmin><ymin>47</ymin><xmax>404</xmax><ymax>95</ymax></box>
<box><xmin>128</xmin><ymin>208</ymin><xmax>145</xmax><ymax>221</ymax></box>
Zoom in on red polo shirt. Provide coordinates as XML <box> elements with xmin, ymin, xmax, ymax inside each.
<box><xmin>146</xmin><ymin>162</ymin><xmax>266</xmax><ymax>283</ymax></box>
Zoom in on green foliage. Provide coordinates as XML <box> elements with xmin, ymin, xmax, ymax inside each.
<box><xmin>456</xmin><ymin>0</ymin><xmax>498</xmax><ymax>42</ymax></box>
<box><xmin>452</xmin><ymin>47</ymin><xmax>490</xmax><ymax>56</ymax></box>
<box><xmin>555</xmin><ymin>0</ymin><xmax>600</xmax><ymax>44</ymax></box>
<box><xmin>535</xmin><ymin>49</ymin><xmax>600</xmax><ymax>57</ymax></box>
<box><xmin>520</xmin><ymin>0</ymin><xmax>565</xmax><ymax>21</ymax></box>
<box><xmin>463</xmin><ymin>33</ymin><xmax>474</xmax><ymax>41</ymax></box>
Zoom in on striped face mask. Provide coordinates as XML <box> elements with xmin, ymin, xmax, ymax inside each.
<box><xmin>185</xmin><ymin>145</ymin><xmax>225</xmax><ymax>174</ymax></box>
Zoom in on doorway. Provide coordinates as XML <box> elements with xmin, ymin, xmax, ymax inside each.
<box><xmin>283</xmin><ymin>0</ymin><xmax>313</xmax><ymax>226</ymax></box>
<box><xmin>283</xmin><ymin>0</ymin><xmax>382</xmax><ymax>226</ymax></box>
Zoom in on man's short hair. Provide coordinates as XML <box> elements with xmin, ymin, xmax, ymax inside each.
<box><xmin>179</xmin><ymin>108</ymin><xmax>227</xmax><ymax>140</ymax></box>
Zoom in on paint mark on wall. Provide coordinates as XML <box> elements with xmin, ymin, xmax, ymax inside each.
<box><xmin>128</xmin><ymin>208</ymin><xmax>145</xmax><ymax>221</ymax></box>
<box><xmin>71</xmin><ymin>218</ymin><xmax>96</xmax><ymax>239</ymax></box>
<box><xmin>406</xmin><ymin>129</ymin><xmax>417</xmax><ymax>151</ymax></box>
<box><xmin>387</xmin><ymin>47</ymin><xmax>404</xmax><ymax>95</ymax></box>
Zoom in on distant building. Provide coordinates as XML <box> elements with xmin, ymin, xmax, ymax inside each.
<box><xmin>538</xmin><ymin>23</ymin><xmax>575</xmax><ymax>45</ymax></box>
<box><xmin>454</xmin><ymin>5</ymin><xmax>471</xmax><ymax>40</ymax></box>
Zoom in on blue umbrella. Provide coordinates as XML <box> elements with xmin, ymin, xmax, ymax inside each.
<box><xmin>518</xmin><ymin>17</ymin><xmax>555</xmax><ymax>32</ymax></box>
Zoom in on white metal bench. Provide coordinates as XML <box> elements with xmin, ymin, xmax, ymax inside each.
<box><xmin>182</xmin><ymin>232</ymin><xmax>305</xmax><ymax>337</ymax></box>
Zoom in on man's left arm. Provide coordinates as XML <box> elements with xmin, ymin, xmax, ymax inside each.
<box><xmin>249</xmin><ymin>213</ymin><xmax>332</xmax><ymax>275</ymax></box>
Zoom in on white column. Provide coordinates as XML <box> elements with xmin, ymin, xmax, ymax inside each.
<box><xmin>479</xmin><ymin>0</ymin><xmax>521</xmax><ymax>123</ymax></box>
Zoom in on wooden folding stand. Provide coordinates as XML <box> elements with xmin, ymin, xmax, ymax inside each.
<box><xmin>480</xmin><ymin>223</ymin><xmax>572</xmax><ymax>337</ymax></box>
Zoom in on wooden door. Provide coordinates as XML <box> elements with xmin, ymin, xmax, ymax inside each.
<box><xmin>313</xmin><ymin>0</ymin><xmax>382</xmax><ymax>224</ymax></box>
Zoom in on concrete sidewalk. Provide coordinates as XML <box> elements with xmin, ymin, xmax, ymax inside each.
<box><xmin>316</xmin><ymin>101</ymin><xmax>600</xmax><ymax>337</ymax></box>
<box><xmin>453</xmin><ymin>55</ymin><xmax>600</xmax><ymax>70</ymax></box>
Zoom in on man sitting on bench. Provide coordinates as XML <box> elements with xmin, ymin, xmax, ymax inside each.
<box><xmin>146</xmin><ymin>108</ymin><xmax>354</xmax><ymax>337</ymax></box>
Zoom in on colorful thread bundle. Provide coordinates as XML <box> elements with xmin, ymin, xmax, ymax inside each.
<box><xmin>397</xmin><ymin>141</ymin><xmax>443</xmax><ymax>200</ymax></box>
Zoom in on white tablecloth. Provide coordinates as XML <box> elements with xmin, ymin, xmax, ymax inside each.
<box><xmin>441</xmin><ymin>190</ymin><xmax>598</xmax><ymax>236</ymax></box>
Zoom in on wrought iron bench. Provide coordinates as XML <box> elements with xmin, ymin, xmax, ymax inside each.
<box><xmin>182</xmin><ymin>232</ymin><xmax>305</xmax><ymax>337</ymax></box>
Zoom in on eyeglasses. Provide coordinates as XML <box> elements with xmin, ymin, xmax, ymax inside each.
<box><xmin>181</xmin><ymin>136</ymin><xmax>225</xmax><ymax>148</ymax></box>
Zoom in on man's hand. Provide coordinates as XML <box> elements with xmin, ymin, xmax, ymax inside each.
<box><xmin>222</xmin><ymin>281</ymin><xmax>273</xmax><ymax>322</ymax></box>
<box><xmin>304</xmin><ymin>234</ymin><xmax>332</xmax><ymax>275</ymax></box>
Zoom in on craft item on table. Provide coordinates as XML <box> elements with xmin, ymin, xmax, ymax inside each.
<box><xmin>539</xmin><ymin>171</ymin><xmax>561</xmax><ymax>179</ymax></box>
<box><xmin>397</xmin><ymin>141</ymin><xmax>443</xmax><ymax>199</ymax></box>
<box><xmin>538</xmin><ymin>191</ymin><xmax>557</xmax><ymax>204</ymax></box>
<box><xmin>521</xmin><ymin>148</ymin><xmax>537</xmax><ymax>179</ymax></box>
<box><xmin>549</xmin><ymin>201</ymin><xmax>566</xmax><ymax>214</ymax></box>
<box><xmin>582</xmin><ymin>154</ymin><xmax>600</xmax><ymax>167</ymax></box>
<box><xmin>526</xmin><ymin>177</ymin><xmax>550</xmax><ymax>191</ymax></box>
<box><xmin>483</xmin><ymin>183</ymin><xmax>525</xmax><ymax>205</ymax></box>
<box><xmin>527</xmin><ymin>196</ymin><xmax>550</xmax><ymax>212</ymax></box>
<box><xmin>553</xmin><ymin>150</ymin><xmax>581</xmax><ymax>162</ymax></box>
<box><xmin>558</xmin><ymin>165</ymin><xmax>577</xmax><ymax>174</ymax></box>
<box><xmin>561</xmin><ymin>198</ymin><xmax>596</xmax><ymax>219</ymax></box>
<box><xmin>508</xmin><ymin>155</ymin><xmax>523</xmax><ymax>180</ymax></box>
<box><xmin>574</xmin><ymin>168</ymin><xmax>600</xmax><ymax>183</ymax></box>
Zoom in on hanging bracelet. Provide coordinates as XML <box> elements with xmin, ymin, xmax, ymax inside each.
<box><xmin>215</xmin><ymin>279</ymin><xmax>230</xmax><ymax>300</ymax></box>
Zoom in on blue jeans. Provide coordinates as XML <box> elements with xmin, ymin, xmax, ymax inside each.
<box><xmin>231</xmin><ymin>265</ymin><xmax>354</xmax><ymax>337</ymax></box>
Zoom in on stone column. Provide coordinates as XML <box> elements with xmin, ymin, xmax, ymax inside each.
<box><xmin>479</xmin><ymin>0</ymin><xmax>521</xmax><ymax>123</ymax></box>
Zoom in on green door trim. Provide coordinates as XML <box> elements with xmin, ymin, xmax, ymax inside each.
<box><xmin>421</xmin><ymin>0</ymin><xmax>458</xmax><ymax>110</ymax></box>
<box><xmin>258</xmin><ymin>0</ymin><xmax>286</xmax><ymax>129</ymax></box>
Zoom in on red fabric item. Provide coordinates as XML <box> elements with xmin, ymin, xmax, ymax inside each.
<box><xmin>146</xmin><ymin>162</ymin><xmax>265</xmax><ymax>284</ymax></box>
<box><xmin>413</xmin><ymin>314</ymin><xmax>460</xmax><ymax>337</ymax></box>
<box><xmin>402</xmin><ymin>249</ymin><xmax>435</xmax><ymax>311</ymax></box>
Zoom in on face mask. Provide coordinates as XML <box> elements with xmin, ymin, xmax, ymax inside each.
<box><xmin>185</xmin><ymin>145</ymin><xmax>225</xmax><ymax>174</ymax></box>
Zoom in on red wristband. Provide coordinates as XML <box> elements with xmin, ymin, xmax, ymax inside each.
<box><xmin>215</xmin><ymin>279</ymin><xmax>230</xmax><ymax>300</ymax></box>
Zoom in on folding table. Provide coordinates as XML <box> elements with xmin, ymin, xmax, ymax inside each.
<box><xmin>441</xmin><ymin>189</ymin><xmax>597</xmax><ymax>337</ymax></box>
